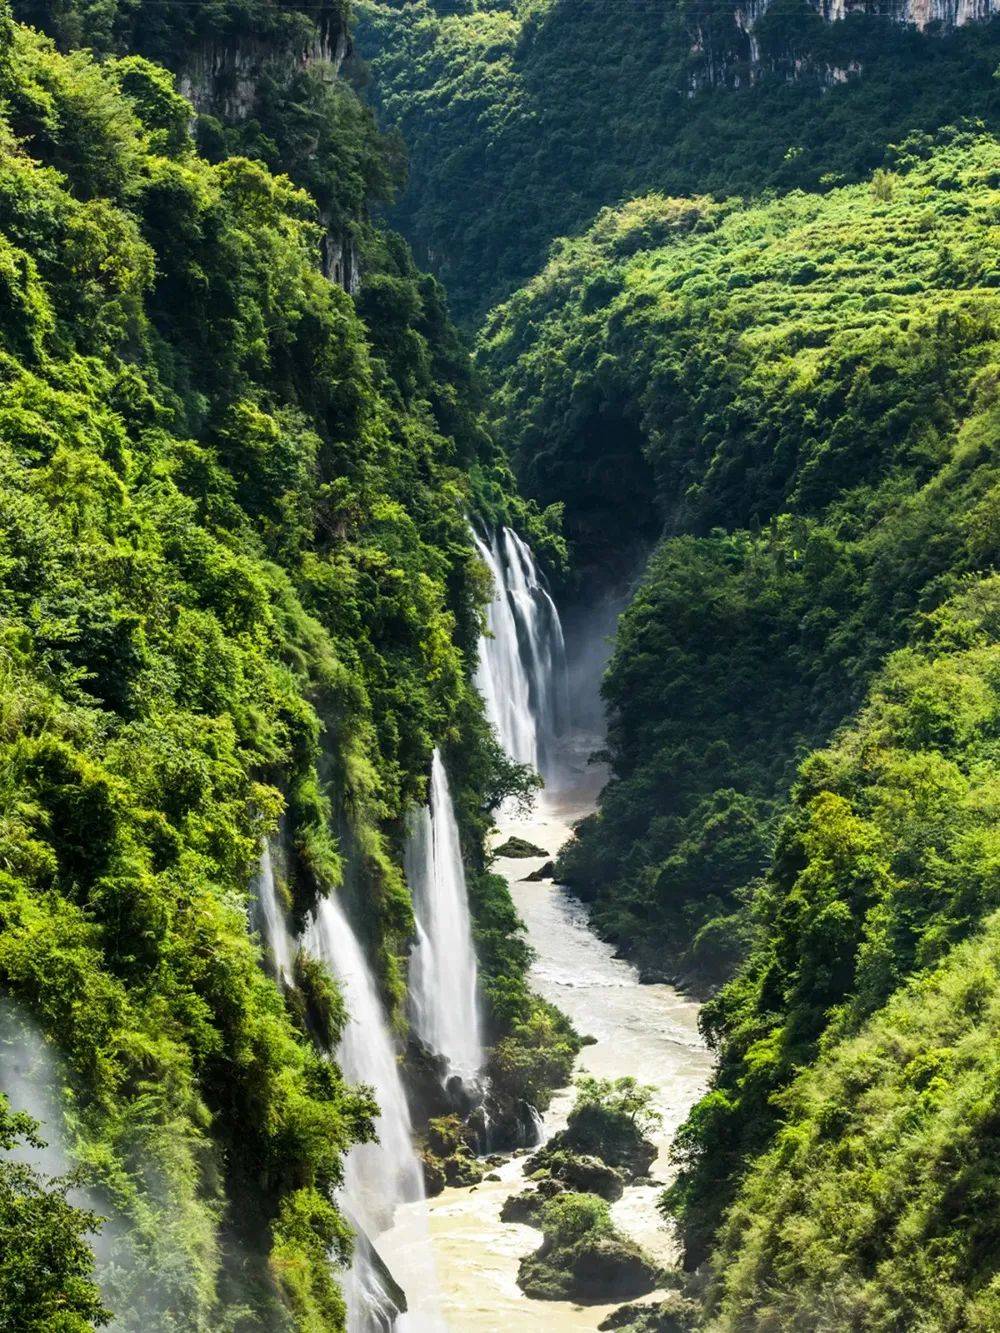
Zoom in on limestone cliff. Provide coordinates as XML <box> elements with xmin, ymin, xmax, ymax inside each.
<box><xmin>175</xmin><ymin>6</ymin><xmax>360</xmax><ymax>293</ymax></box>
<box><xmin>695</xmin><ymin>0</ymin><xmax>1000</xmax><ymax>88</ymax></box>
<box><xmin>735</xmin><ymin>0</ymin><xmax>998</xmax><ymax>31</ymax></box>
<box><xmin>177</xmin><ymin>17</ymin><xmax>350</xmax><ymax>120</ymax></box>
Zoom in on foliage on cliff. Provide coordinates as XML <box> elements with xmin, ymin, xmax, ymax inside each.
<box><xmin>681</xmin><ymin>583</ymin><xmax>1000</xmax><ymax>1328</ymax></box>
<box><xmin>0</xmin><ymin>1096</ymin><xmax>110</xmax><ymax>1331</ymax></box>
<box><xmin>0</xmin><ymin>12</ymin><xmax>544</xmax><ymax>1329</ymax></box>
<box><xmin>480</xmin><ymin>128</ymin><xmax>1000</xmax><ymax>1321</ymax></box>
<box><xmin>16</xmin><ymin>0</ymin><xmax>401</xmax><ymax>241</ymax></box>
<box><xmin>356</xmin><ymin>0</ymin><xmax>1000</xmax><ymax>320</ymax></box>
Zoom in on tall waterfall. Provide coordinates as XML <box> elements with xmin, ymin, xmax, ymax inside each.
<box><xmin>405</xmin><ymin>751</ymin><xmax>483</xmax><ymax>1084</ymax></box>
<box><xmin>305</xmin><ymin>895</ymin><xmax>425</xmax><ymax>1332</ymax></box>
<box><xmin>253</xmin><ymin>843</ymin><xmax>295</xmax><ymax>983</ymax></box>
<box><xmin>472</xmin><ymin>525</ymin><xmax>568</xmax><ymax>780</ymax></box>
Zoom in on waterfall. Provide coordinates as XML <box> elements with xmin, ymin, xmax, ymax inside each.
<box><xmin>253</xmin><ymin>843</ymin><xmax>295</xmax><ymax>983</ymax></box>
<box><xmin>305</xmin><ymin>895</ymin><xmax>425</xmax><ymax>1333</ymax></box>
<box><xmin>405</xmin><ymin>751</ymin><xmax>483</xmax><ymax>1084</ymax></box>
<box><xmin>472</xmin><ymin>525</ymin><xmax>568</xmax><ymax>780</ymax></box>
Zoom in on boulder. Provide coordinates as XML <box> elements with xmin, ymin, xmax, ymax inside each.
<box><xmin>528</xmin><ymin>1147</ymin><xmax>625</xmax><ymax>1201</ymax></box>
<box><xmin>519</xmin><ymin>1233</ymin><xmax>660</xmax><ymax>1304</ymax></box>
<box><xmin>499</xmin><ymin>1176</ymin><xmax>564</xmax><ymax>1224</ymax></box>
<box><xmin>599</xmin><ymin>1294</ymin><xmax>700</xmax><ymax>1332</ymax></box>
<box><xmin>494</xmin><ymin>836</ymin><xmax>548</xmax><ymax>858</ymax></box>
<box><xmin>421</xmin><ymin>1153</ymin><xmax>446</xmax><ymax>1197</ymax></box>
<box><xmin>443</xmin><ymin>1153</ymin><xmax>485</xmax><ymax>1187</ymax></box>
<box><xmin>522</xmin><ymin>860</ymin><xmax>556</xmax><ymax>881</ymax></box>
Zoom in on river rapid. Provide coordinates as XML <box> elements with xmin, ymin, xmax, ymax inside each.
<box><xmin>380</xmin><ymin>752</ymin><xmax>712</xmax><ymax>1331</ymax></box>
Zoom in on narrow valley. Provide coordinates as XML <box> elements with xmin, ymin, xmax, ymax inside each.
<box><xmin>4</xmin><ymin>2</ymin><xmax>1000</xmax><ymax>1331</ymax></box>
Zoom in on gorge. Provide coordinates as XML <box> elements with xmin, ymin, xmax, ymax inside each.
<box><xmin>4</xmin><ymin>1</ymin><xmax>1000</xmax><ymax>1330</ymax></box>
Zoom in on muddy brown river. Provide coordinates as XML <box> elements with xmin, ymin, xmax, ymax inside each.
<box><xmin>380</xmin><ymin>774</ymin><xmax>712</xmax><ymax>1331</ymax></box>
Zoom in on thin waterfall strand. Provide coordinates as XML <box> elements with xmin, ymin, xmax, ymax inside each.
<box><xmin>472</xmin><ymin>527</ymin><xmax>537</xmax><ymax>769</ymax></box>
<box><xmin>501</xmin><ymin>527</ymin><xmax>570</xmax><ymax>761</ymax></box>
<box><xmin>405</xmin><ymin>751</ymin><xmax>483</xmax><ymax>1082</ymax></box>
<box><xmin>254</xmin><ymin>843</ymin><xmax>295</xmax><ymax>983</ymax></box>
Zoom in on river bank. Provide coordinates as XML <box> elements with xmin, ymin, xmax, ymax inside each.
<box><xmin>379</xmin><ymin>761</ymin><xmax>712</xmax><ymax>1331</ymax></box>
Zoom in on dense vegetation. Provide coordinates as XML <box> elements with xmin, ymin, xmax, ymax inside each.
<box><xmin>8</xmin><ymin>0</ymin><xmax>1000</xmax><ymax>1324</ymax></box>
<box><xmin>478</xmin><ymin>122</ymin><xmax>1000</xmax><ymax>1327</ymax></box>
<box><xmin>683</xmin><ymin>582</ymin><xmax>1000</xmax><ymax>1327</ymax></box>
<box><xmin>480</xmin><ymin>131</ymin><xmax>1000</xmax><ymax>971</ymax></box>
<box><xmin>18</xmin><ymin>0</ymin><xmax>397</xmax><ymax>247</ymax></box>
<box><xmin>0</xmin><ymin>1097</ymin><xmax>110</xmax><ymax>1330</ymax></box>
<box><xmin>0</xmin><ymin>6</ymin><xmax>565</xmax><ymax>1327</ymax></box>
<box><xmin>356</xmin><ymin>0</ymin><xmax>1000</xmax><ymax>321</ymax></box>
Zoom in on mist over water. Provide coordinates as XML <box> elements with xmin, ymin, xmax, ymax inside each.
<box><xmin>405</xmin><ymin>751</ymin><xmax>483</xmax><ymax>1084</ymax></box>
<box><xmin>0</xmin><ymin>998</ymin><xmax>205</xmax><ymax>1332</ymax></box>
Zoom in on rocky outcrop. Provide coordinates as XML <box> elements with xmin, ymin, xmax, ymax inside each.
<box><xmin>178</xmin><ymin>20</ymin><xmax>350</xmax><ymax>120</ymax></box>
<box><xmin>419</xmin><ymin>1114</ymin><xmax>486</xmax><ymax>1196</ymax></box>
<box><xmin>177</xmin><ymin>9</ymin><xmax>361</xmax><ymax>294</ymax></box>
<box><xmin>527</xmin><ymin>1147</ymin><xmax>626</xmax><ymax>1201</ymax></box>
<box><xmin>321</xmin><ymin>231</ymin><xmax>360</xmax><ymax>295</ymax></box>
<box><xmin>691</xmin><ymin>0</ymin><xmax>999</xmax><ymax>91</ymax></box>
<box><xmin>736</xmin><ymin>0</ymin><xmax>1000</xmax><ymax>33</ymax></box>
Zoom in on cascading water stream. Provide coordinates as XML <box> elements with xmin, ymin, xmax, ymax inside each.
<box><xmin>472</xmin><ymin>525</ymin><xmax>568</xmax><ymax>783</ymax></box>
<box><xmin>502</xmin><ymin>526</ymin><xmax>570</xmax><ymax>761</ymax></box>
<box><xmin>250</xmin><ymin>529</ymin><xmax>567</xmax><ymax>1328</ymax></box>
<box><xmin>472</xmin><ymin>527</ymin><xmax>536</xmax><ymax>769</ymax></box>
<box><xmin>404</xmin><ymin>751</ymin><xmax>483</xmax><ymax>1085</ymax></box>
<box><xmin>305</xmin><ymin>895</ymin><xmax>427</xmax><ymax>1332</ymax></box>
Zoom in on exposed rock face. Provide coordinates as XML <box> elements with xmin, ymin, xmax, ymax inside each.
<box><xmin>178</xmin><ymin>22</ymin><xmax>350</xmax><ymax>120</ymax></box>
<box><xmin>693</xmin><ymin>0</ymin><xmax>999</xmax><ymax>90</ymax></box>
<box><xmin>321</xmin><ymin>231</ymin><xmax>360</xmax><ymax>295</ymax></box>
<box><xmin>736</xmin><ymin>0</ymin><xmax>1000</xmax><ymax>32</ymax></box>
<box><xmin>176</xmin><ymin>12</ymin><xmax>360</xmax><ymax>294</ymax></box>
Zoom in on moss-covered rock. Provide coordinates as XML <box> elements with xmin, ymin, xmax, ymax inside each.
<box><xmin>518</xmin><ymin>1193</ymin><xmax>660</xmax><ymax>1303</ymax></box>
<box><xmin>500</xmin><ymin>1174</ymin><xmax>565</xmax><ymax>1224</ymax></box>
<box><xmin>522</xmin><ymin>860</ymin><xmax>556</xmax><ymax>881</ymax></box>
<box><xmin>420</xmin><ymin>1114</ymin><xmax>485</xmax><ymax>1195</ymax></box>
<box><xmin>599</xmin><ymin>1293</ymin><xmax>699</xmax><ymax>1332</ymax></box>
<box><xmin>528</xmin><ymin>1147</ymin><xmax>625</xmax><ymax>1201</ymax></box>
<box><xmin>544</xmin><ymin>1077</ymin><xmax>660</xmax><ymax>1180</ymax></box>
<box><xmin>421</xmin><ymin>1153</ymin><xmax>447</xmax><ymax>1197</ymax></box>
<box><xmin>494</xmin><ymin>836</ymin><xmax>548</xmax><ymax>858</ymax></box>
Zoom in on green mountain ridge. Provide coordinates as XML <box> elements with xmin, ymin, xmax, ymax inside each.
<box><xmin>355</xmin><ymin>0</ymin><xmax>1000</xmax><ymax>322</ymax></box>
<box><xmin>463</xmin><ymin>123</ymin><xmax>1000</xmax><ymax>1321</ymax></box>
<box><xmin>6</xmin><ymin>0</ymin><xmax>1000</xmax><ymax>1327</ymax></box>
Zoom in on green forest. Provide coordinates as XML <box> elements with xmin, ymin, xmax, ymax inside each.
<box><xmin>356</xmin><ymin>0</ymin><xmax>1000</xmax><ymax>320</ymax></box>
<box><xmin>4</xmin><ymin>0</ymin><xmax>1000</xmax><ymax>1329</ymax></box>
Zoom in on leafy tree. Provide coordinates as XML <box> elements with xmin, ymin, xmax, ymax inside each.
<box><xmin>0</xmin><ymin>1097</ymin><xmax>110</xmax><ymax>1331</ymax></box>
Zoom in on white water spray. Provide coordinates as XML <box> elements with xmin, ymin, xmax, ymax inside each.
<box><xmin>305</xmin><ymin>895</ymin><xmax>427</xmax><ymax>1332</ymax></box>
<box><xmin>473</xmin><ymin>525</ymin><xmax>568</xmax><ymax>781</ymax></box>
<box><xmin>405</xmin><ymin>751</ymin><xmax>483</xmax><ymax>1084</ymax></box>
